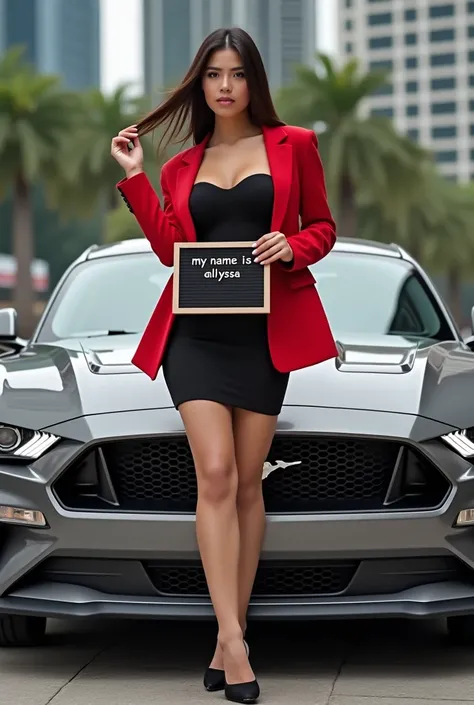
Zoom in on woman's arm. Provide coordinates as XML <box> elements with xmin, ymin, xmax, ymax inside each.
<box><xmin>284</xmin><ymin>130</ymin><xmax>336</xmax><ymax>271</ymax></box>
<box><xmin>116</xmin><ymin>167</ymin><xmax>186</xmax><ymax>267</ymax></box>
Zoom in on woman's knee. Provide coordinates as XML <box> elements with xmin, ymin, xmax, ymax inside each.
<box><xmin>236</xmin><ymin>472</ymin><xmax>264</xmax><ymax>509</ymax></box>
<box><xmin>196</xmin><ymin>456</ymin><xmax>237</xmax><ymax>503</ymax></box>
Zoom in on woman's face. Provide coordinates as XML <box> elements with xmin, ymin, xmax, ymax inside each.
<box><xmin>202</xmin><ymin>48</ymin><xmax>250</xmax><ymax>119</ymax></box>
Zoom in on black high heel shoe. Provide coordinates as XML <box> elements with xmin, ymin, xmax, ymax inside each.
<box><xmin>203</xmin><ymin>665</ymin><xmax>225</xmax><ymax>692</ymax></box>
<box><xmin>224</xmin><ymin>678</ymin><xmax>260</xmax><ymax>704</ymax></box>
<box><xmin>203</xmin><ymin>639</ymin><xmax>250</xmax><ymax>693</ymax></box>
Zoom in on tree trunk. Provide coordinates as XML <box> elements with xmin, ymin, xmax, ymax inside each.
<box><xmin>339</xmin><ymin>177</ymin><xmax>357</xmax><ymax>237</ymax></box>
<box><xmin>447</xmin><ymin>266</ymin><xmax>462</xmax><ymax>327</ymax></box>
<box><xmin>12</xmin><ymin>173</ymin><xmax>36</xmax><ymax>338</ymax></box>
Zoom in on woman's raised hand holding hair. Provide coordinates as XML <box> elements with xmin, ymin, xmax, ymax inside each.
<box><xmin>111</xmin><ymin>125</ymin><xmax>144</xmax><ymax>179</ymax></box>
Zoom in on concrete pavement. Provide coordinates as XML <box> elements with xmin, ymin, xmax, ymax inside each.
<box><xmin>1</xmin><ymin>617</ymin><xmax>473</xmax><ymax>704</ymax></box>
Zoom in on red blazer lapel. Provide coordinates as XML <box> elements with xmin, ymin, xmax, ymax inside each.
<box><xmin>174</xmin><ymin>135</ymin><xmax>210</xmax><ymax>241</ymax></box>
<box><xmin>263</xmin><ymin>125</ymin><xmax>292</xmax><ymax>233</ymax></box>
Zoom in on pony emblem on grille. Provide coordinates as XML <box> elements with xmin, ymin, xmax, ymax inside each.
<box><xmin>262</xmin><ymin>459</ymin><xmax>302</xmax><ymax>480</ymax></box>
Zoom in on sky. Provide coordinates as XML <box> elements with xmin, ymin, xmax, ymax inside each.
<box><xmin>100</xmin><ymin>0</ymin><xmax>338</xmax><ymax>94</ymax></box>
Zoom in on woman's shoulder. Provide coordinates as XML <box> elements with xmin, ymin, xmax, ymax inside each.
<box><xmin>283</xmin><ymin>124</ymin><xmax>318</xmax><ymax>147</ymax></box>
<box><xmin>161</xmin><ymin>144</ymin><xmax>195</xmax><ymax>176</ymax></box>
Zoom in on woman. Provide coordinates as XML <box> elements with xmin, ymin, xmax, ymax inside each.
<box><xmin>111</xmin><ymin>27</ymin><xmax>337</xmax><ymax>704</ymax></box>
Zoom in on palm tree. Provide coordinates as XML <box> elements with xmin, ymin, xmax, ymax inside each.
<box><xmin>275</xmin><ymin>53</ymin><xmax>430</xmax><ymax>237</ymax></box>
<box><xmin>359</xmin><ymin>169</ymin><xmax>474</xmax><ymax>324</ymax></box>
<box><xmin>56</xmin><ymin>85</ymin><xmax>147</xmax><ymax>216</ymax></box>
<box><xmin>54</xmin><ymin>84</ymin><xmax>180</xmax><ymax>240</ymax></box>
<box><xmin>0</xmin><ymin>47</ymin><xmax>83</xmax><ymax>336</ymax></box>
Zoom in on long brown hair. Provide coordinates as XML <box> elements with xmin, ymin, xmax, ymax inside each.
<box><xmin>136</xmin><ymin>27</ymin><xmax>284</xmax><ymax>155</ymax></box>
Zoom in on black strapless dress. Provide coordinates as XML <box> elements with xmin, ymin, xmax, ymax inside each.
<box><xmin>162</xmin><ymin>174</ymin><xmax>290</xmax><ymax>416</ymax></box>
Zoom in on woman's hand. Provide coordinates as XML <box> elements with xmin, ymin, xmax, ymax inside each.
<box><xmin>252</xmin><ymin>231</ymin><xmax>294</xmax><ymax>265</ymax></box>
<box><xmin>111</xmin><ymin>125</ymin><xmax>144</xmax><ymax>178</ymax></box>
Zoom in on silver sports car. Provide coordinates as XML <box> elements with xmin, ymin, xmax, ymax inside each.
<box><xmin>1</xmin><ymin>237</ymin><xmax>474</xmax><ymax>647</ymax></box>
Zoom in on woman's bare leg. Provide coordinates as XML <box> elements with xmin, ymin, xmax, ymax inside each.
<box><xmin>233</xmin><ymin>409</ymin><xmax>277</xmax><ymax>632</ymax></box>
<box><xmin>210</xmin><ymin>408</ymin><xmax>277</xmax><ymax>668</ymax></box>
<box><xmin>179</xmin><ymin>400</ymin><xmax>254</xmax><ymax>685</ymax></box>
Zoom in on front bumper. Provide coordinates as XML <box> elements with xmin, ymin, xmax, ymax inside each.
<box><xmin>1</xmin><ymin>406</ymin><xmax>474</xmax><ymax>621</ymax></box>
<box><xmin>2</xmin><ymin>578</ymin><xmax>474</xmax><ymax>621</ymax></box>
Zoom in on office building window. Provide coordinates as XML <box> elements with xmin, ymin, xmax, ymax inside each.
<box><xmin>406</xmin><ymin>105</ymin><xmax>419</xmax><ymax>116</ymax></box>
<box><xmin>407</xmin><ymin>128</ymin><xmax>419</xmax><ymax>141</ymax></box>
<box><xmin>435</xmin><ymin>150</ymin><xmax>457</xmax><ymax>163</ymax></box>
<box><xmin>470</xmin><ymin>99</ymin><xmax>474</xmax><ymax>110</ymax></box>
<box><xmin>469</xmin><ymin>1</ymin><xmax>474</xmax><ymax>12</ymax></box>
<box><xmin>430</xmin><ymin>53</ymin><xmax>456</xmax><ymax>66</ymax></box>
<box><xmin>406</xmin><ymin>80</ymin><xmax>418</xmax><ymax>92</ymax></box>
<box><xmin>345</xmin><ymin>19</ymin><xmax>353</xmax><ymax>30</ymax></box>
<box><xmin>431</xmin><ymin>101</ymin><xmax>456</xmax><ymax>114</ymax></box>
<box><xmin>346</xmin><ymin>42</ymin><xmax>353</xmax><ymax>53</ymax></box>
<box><xmin>470</xmin><ymin>150</ymin><xmax>474</xmax><ymax>161</ymax></box>
<box><xmin>345</xmin><ymin>0</ymin><xmax>352</xmax><ymax>7</ymax></box>
<box><xmin>470</xmin><ymin>75</ymin><xmax>474</xmax><ymax>86</ymax></box>
<box><xmin>430</xmin><ymin>28</ymin><xmax>455</xmax><ymax>42</ymax></box>
<box><xmin>372</xmin><ymin>83</ymin><xmax>393</xmax><ymax>96</ymax></box>
<box><xmin>470</xmin><ymin>51</ymin><xmax>474</xmax><ymax>62</ymax></box>
<box><xmin>368</xmin><ymin>12</ymin><xmax>392</xmax><ymax>25</ymax></box>
<box><xmin>468</xmin><ymin>26</ymin><xmax>474</xmax><ymax>37</ymax></box>
<box><xmin>370</xmin><ymin>59</ymin><xmax>393</xmax><ymax>70</ymax></box>
<box><xmin>405</xmin><ymin>9</ymin><xmax>417</xmax><ymax>21</ymax></box>
<box><xmin>371</xmin><ymin>107</ymin><xmax>394</xmax><ymax>118</ymax></box>
<box><xmin>432</xmin><ymin>126</ymin><xmax>457</xmax><ymax>138</ymax></box>
<box><xmin>429</xmin><ymin>4</ymin><xmax>454</xmax><ymax>18</ymax></box>
<box><xmin>405</xmin><ymin>56</ymin><xmax>418</xmax><ymax>69</ymax></box>
<box><xmin>405</xmin><ymin>33</ymin><xmax>417</xmax><ymax>45</ymax></box>
<box><xmin>369</xmin><ymin>36</ymin><xmax>393</xmax><ymax>49</ymax></box>
<box><xmin>470</xmin><ymin>125</ymin><xmax>474</xmax><ymax>136</ymax></box>
<box><xmin>431</xmin><ymin>77</ymin><xmax>456</xmax><ymax>90</ymax></box>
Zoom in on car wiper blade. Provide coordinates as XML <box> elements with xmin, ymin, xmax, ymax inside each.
<box><xmin>68</xmin><ymin>330</ymin><xmax>139</xmax><ymax>338</ymax></box>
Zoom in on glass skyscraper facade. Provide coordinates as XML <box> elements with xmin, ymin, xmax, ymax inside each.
<box><xmin>143</xmin><ymin>0</ymin><xmax>316</xmax><ymax>100</ymax></box>
<box><xmin>0</xmin><ymin>0</ymin><xmax>100</xmax><ymax>90</ymax></box>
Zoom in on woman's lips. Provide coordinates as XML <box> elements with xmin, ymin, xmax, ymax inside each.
<box><xmin>217</xmin><ymin>98</ymin><xmax>235</xmax><ymax>105</ymax></box>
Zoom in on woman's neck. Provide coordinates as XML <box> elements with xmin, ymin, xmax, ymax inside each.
<box><xmin>210</xmin><ymin>113</ymin><xmax>261</xmax><ymax>147</ymax></box>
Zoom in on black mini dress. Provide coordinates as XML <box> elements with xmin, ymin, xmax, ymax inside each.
<box><xmin>162</xmin><ymin>173</ymin><xmax>290</xmax><ymax>416</ymax></box>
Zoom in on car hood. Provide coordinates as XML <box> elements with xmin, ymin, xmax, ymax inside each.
<box><xmin>0</xmin><ymin>333</ymin><xmax>472</xmax><ymax>431</ymax></box>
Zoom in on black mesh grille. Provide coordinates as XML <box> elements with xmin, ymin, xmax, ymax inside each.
<box><xmin>145</xmin><ymin>560</ymin><xmax>358</xmax><ymax>597</ymax></box>
<box><xmin>466</xmin><ymin>427</ymin><xmax>474</xmax><ymax>443</ymax></box>
<box><xmin>99</xmin><ymin>435</ymin><xmax>400</xmax><ymax>512</ymax></box>
<box><xmin>54</xmin><ymin>434</ymin><xmax>450</xmax><ymax>513</ymax></box>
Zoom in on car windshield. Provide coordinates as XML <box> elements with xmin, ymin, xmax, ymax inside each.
<box><xmin>35</xmin><ymin>249</ymin><xmax>454</xmax><ymax>343</ymax></box>
<box><xmin>310</xmin><ymin>251</ymin><xmax>453</xmax><ymax>341</ymax></box>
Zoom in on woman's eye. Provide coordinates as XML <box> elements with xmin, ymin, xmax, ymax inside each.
<box><xmin>235</xmin><ymin>72</ymin><xmax>245</xmax><ymax>79</ymax></box>
<box><xmin>207</xmin><ymin>72</ymin><xmax>218</xmax><ymax>78</ymax></box>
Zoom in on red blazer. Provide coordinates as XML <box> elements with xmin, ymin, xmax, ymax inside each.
<box><xmin>117</xmin><ymin>124</ymin><xmax>338</xmax><ymax>381</ymax></box>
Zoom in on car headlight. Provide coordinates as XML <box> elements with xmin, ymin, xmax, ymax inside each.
<box><xmin>441</xmin><ymin>429</ymin><xmax>474</xmax><ymax>459</ymax></box>
<box><xmin>0</xmin><ymin>424</ymin><xmax>59</xmax><ymax>460</ymax></box>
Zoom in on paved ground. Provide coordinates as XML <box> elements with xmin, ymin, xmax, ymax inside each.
<box><xmin>1</xmin><ymin>617</ymin><xmax>473</xmax><ymax>705</ymax></box>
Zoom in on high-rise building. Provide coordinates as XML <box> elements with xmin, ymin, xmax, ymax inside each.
<box><xmin>0</xmin><ymin>0</ymin><xmax>100</xmax><ymax>90</ymax></box>
<box><xmin>143</xmin><ymin>0</ymin><xmax>316</xmax><ymax>100</ymax></box>
<box><xmin>338</xmin><ymin>0</ymin><xmax>474</xmax><ymax>183</ymax></box>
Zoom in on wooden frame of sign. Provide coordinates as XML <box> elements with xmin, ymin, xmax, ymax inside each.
<box><xmin>172</xmin><ymin>241</ymin><xmax>270</xmax><ymax>314</ymax></box>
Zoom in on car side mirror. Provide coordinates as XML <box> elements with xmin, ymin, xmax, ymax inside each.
<box><xmin>0</xmin><ymin>308</ymin><xmax>27</xmax><ymax>355</ymax></box>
